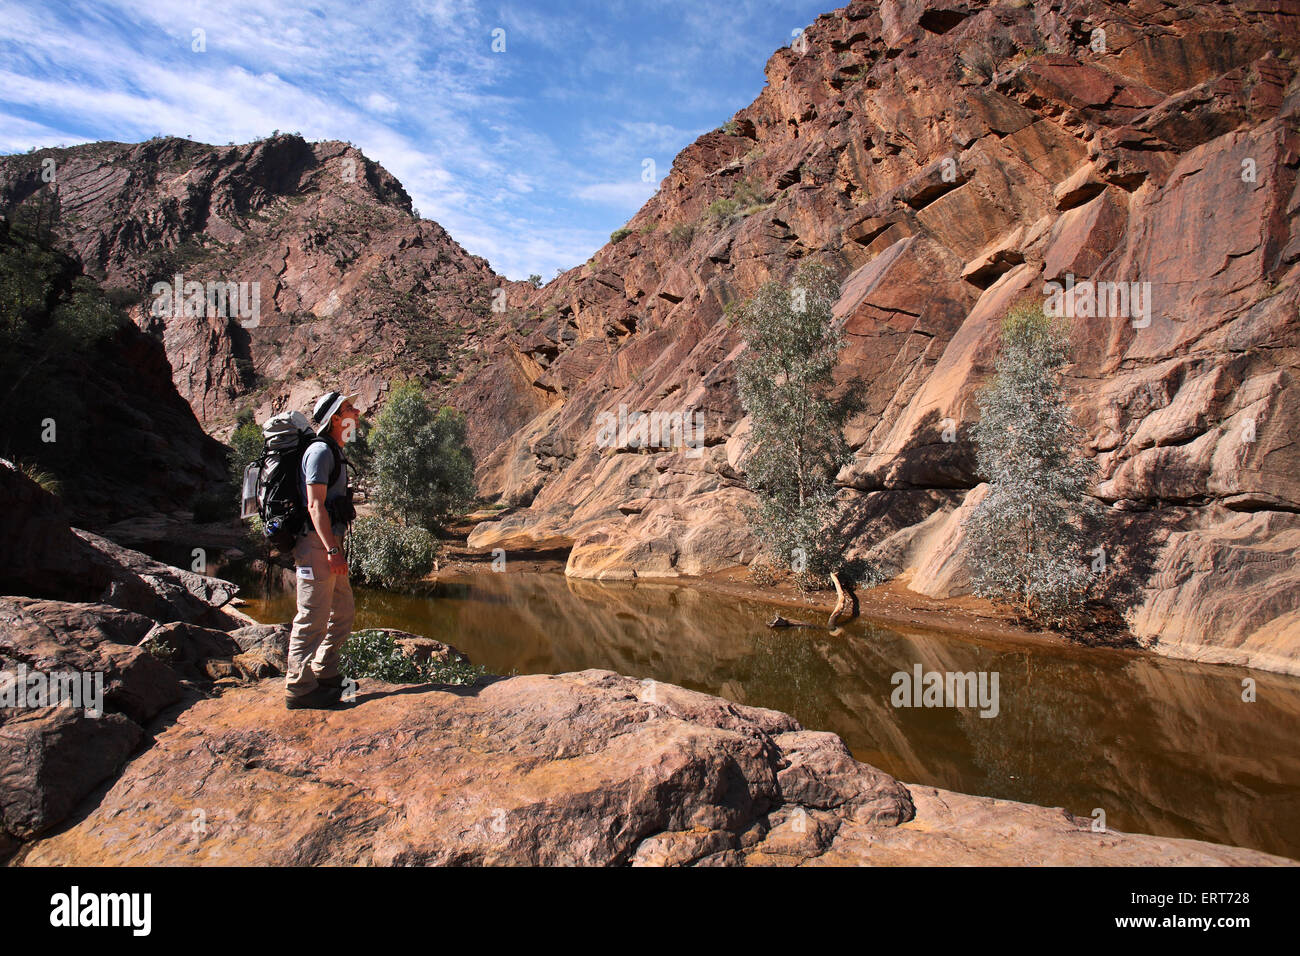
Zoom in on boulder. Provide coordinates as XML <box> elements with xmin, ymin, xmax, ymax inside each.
<box><xmin>76</xmin><ymin>530</ymin><xmax>242</xmax><ymax>628</ymax></box>
<box><xmin>0</xmin><ymin>598</ymin><xmax>182</xmax><ymax>724</ymax></box>
<box><xmin>0</xmin><ymin>708</ymin><xmax>142</xmax><ymax>841</ymax></box>
<box><xmin>18</xmin><ymin>673</ymin><xmax>1292</xmax><ymax>867</ymax></box>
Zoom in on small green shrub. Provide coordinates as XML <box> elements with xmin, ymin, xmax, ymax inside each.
<box><xmin>747</xmin><ymin>559</ymin><xmax>779</xmax><ymax>587</ymax></box>
<box><xmin>348</xmin><ymin>515</ymin><xmax>437</xmax><ymax>588</ymax></box>
<box><xmin>141</xmin><ymin>635</ymin><xmax>175</xmax><ymax>663</ymax></box>
<box><xmin>669</xmin><ymin>222</ymin><xmax>695</xmax><ymax>245</ymax></box>
<box><xmin>706</xmin><ymin>197</ymin><xmax>742</xmax><ymax>224</ymax></box>
<box><xmin>340</xmin><ymin>628</ymin><xmax>487</xmax><ymax>685</ymax></box>
<box><xmin>610</xmin><ymin>226</ymin><xmax>633</xmax><ymax>244</ymax></box>
<box><xmin>707</xmin><ymin>176</ymin><xmax>768</xmax><ymax>226</ymax></box>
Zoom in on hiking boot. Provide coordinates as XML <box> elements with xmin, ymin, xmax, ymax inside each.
<box><xmin>284</xmin><ymin>686</ymin><xmax>344</xmax><ymax>710</ymax></box>
<box><xmin>315</xmin><ymin>671</ymin><xmax>356</xmax><ymax>702</ymax></box>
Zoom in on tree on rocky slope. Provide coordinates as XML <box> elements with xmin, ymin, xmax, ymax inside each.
<box><xmin>370</xmin><ymin>381</ymin><xmax>476</xmax><ymax>534</ymax></box>
<box><xmin>733</xmin><ymin>261</ymin><xmax>860</xmax><ymax>591</ymax></box>
<box><xmin>962</xmin><ymin>302</ymin><xmax>1096</xmax><ymax>624</ymax></box>
<box><xmin>347</xmin><ymin>382</ymin><xmax>475</xmax><ymax>587</ymax></box>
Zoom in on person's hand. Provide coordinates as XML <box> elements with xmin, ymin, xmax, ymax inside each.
<box><xmin>327</xmin><ymin>552</ymin><xmax>349</xmax><ymax>577</ymax></box>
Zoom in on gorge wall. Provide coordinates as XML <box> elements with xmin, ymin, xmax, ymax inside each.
<box><xmin>455</xmin><ymin>0</ymin><xmax>1300</xmax><ymax>675</ymax></box>
<box><xmin>2</xmin><ymin>0</ymin><xmax>1297</xmax><ymax>675</ymax></box>
<box><xmin>0</xmin><ymin>134</ymin><xmax>526</xmax><ymax>437</ymax></box>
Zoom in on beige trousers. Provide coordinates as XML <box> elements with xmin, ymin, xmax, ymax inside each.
<box><xmin>284</xmin><ymin>531</ymin><xmax>355</xmax><ymax>697</ymax></box>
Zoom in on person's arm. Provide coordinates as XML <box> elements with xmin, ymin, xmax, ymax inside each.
<box><xmin>305</xmin><ymin>482</ymin><xmax>347</xmax><ymax>575</ymax></box>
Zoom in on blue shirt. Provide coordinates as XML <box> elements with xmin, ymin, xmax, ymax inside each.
<box><xmin>298</xmin><ymin>438</ymin><xmax>349</xmax><ymax>537</ymax></box>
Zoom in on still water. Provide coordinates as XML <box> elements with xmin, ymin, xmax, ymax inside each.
<box><xmin>236</xmin><ymin>569</ymin><xmax>1300</xmax><ymax>860</ymax></box>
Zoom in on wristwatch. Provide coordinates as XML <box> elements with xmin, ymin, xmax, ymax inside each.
<box><xmin>326</xmin><ymin>547</ymin><xmax>340</xmax><ymax>556</ymax></box>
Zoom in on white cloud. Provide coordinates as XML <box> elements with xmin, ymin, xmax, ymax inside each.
<box><xmin>0</xmin><ymin>0</ymin><xmax>820</xmax><ymax>279</ymax></box>
<box><xmin>0</xmin><ymin>112</ymin><xmax>90</xmax><ymax>153</ymax></box>
<box><xmin>365</xmin><ymin>92</ymin><xmax>400</xmax><ymax>114</ymax></box>
<box><xmin>573</xmin><ymin>181</ymin><xmax>659</xmax><ymax>207</ymax></box>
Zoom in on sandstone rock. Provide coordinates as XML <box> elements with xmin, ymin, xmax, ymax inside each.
<box><xmin>380</xmin><ymin>631</ymin><xmax>468</xmax><ymax>666</ymax></box>
<box><xmin>20</xmin><ymin>674</ymin><xmax>1288</xmax><ymax>866</ymax></box>
<box><xmin>773</xmin><ymin>730</ymin><xmax>913</xmax><ymax>824</ymax></box>
<box><xmin>0</xmin><ymin>460</ymin><xmax>111</xmax><ymax>602</ymax></box>
<box><xmin>1128</xmin><ymin>507</ymin><xmax>1300</xmax><ymax>676</ymax></box>
<box><xmin>229</xmin><ymin>622</ymin><xmax>291</xmax><ymax>673</ymax></box>
<box><xmin>0</xmin><ymin>598</ymin><xmax>183</xmax><ymax>724</ymax></box>
<box><xmin>0</xmin><ymin>708</ymin><xmax>142</xmax><ymax>841</ymax></box>
<box><xmin>19</xmin><ymin>671</ymin><xmax>889</xmax><ymax>866</ymax></box>
<box><xmin>803</xmin><ymin>784</ymin><xmax>1293</xmax><ymax>867</ymax></box>
<box><xmin>907</xmin><ymin>484</ymin><xmax>990</xmax><ymax>600</ymax></box>
<box><xmin>76</xmin><ymin>530</ymin><xmax>242</xmax><ymax>628</ymax></box>
<box><xmin>139</xmin><ymin>621</ymin><xmax>245</xmax><ymax>683</ymax></box>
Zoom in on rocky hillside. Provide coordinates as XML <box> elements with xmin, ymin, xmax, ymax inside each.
<box><xmin>3</xmin><ymin>0</ymin><xmax>1295</xmax><ymax>675</ymax></box>
<box><xmin>456</xmin><ymin>0</ymin><xmax>1300</xmax><ymax>675</ymax></box>
<box><xmin>0</xmin><ymin>218</ymin><xmax>227</xmax><ymax>528</ymax></box>
<box><xmin>0</xmin><ymin>134</ymin><xmax>527</xmax><ymax>434</ymax></box>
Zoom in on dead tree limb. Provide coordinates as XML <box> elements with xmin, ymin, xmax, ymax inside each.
<box><xmin>827</xmin><ymin>571</ymin><xmax>858</xmax><ymax>628</ymax></box>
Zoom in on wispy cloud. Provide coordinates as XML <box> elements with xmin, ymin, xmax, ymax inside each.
<box><xmin>0</xmin><ymin>0</ymin><xmax>831</xmax><ymax>279</ymax></box>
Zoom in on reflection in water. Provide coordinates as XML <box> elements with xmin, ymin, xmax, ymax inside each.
<box><xmin>236</xmin><ymin>569</ymin><xmax>1300</xmax><ymax>860</ymax></box>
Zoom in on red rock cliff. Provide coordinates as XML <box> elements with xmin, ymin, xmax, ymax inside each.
<box><xmin>457</xmin><ymin>0</ymin><xmax>1300</xmax><ymax>674</ymax></box>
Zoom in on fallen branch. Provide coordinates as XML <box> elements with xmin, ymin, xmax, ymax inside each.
<box><xmin>767</xmin><ymin>615</ymin><xmax>815</xmax><ymax>628</ymax></box>
<box><xmin>827</xmin><ymin>571</ymin><xmax>859</xmax><ymax>628</ymax></box>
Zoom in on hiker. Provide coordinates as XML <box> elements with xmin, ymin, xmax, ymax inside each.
<box><xmin>284</xmin><ymin>391</ymin><xmax>359</xmax><ymax>710</ymax></box>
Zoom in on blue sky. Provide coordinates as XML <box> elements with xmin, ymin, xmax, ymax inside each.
<box><xmin>0</xmin><ymin>0</ymin><xmax>836</xmax><ymax>280</ymax></box>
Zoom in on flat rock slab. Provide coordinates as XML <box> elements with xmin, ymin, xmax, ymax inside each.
<box><xmin>19</xmin><ymin>672</ymin><xmax>1293</xmax><ymax>867</ymax></box>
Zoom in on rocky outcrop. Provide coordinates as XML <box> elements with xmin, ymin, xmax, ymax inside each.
<box><xmin>0</xmin><ymin>467</ymin><xmax>263</xmax><ymax>847</ymax></box>
<box><xmin>452</xmin><ymin>0</ymin><xmax>1300</xmax><ymax>673</ymax></box>
<box><xmin>0</xmin><ymin>223</ymin><xmax>227</xmax><ymax>528</ymax></box>
<box><xmin>0</xmin><ymin>135</ymin><xmax>526</xmax><ymax>433</ymax></box>
<box><xmin>17</xmin><ymin>672</ymin><xmax>1291</xmax><ymax>866</ymax></box>
<box><xmin>0</xmin><ymin>597</ymin><xmax>182</xmax><ymax>843</ymax></box>
<box><xmin>0</xmin><ymin>461</ymin><xmax>241</xmax><ymax>626</ymax></box>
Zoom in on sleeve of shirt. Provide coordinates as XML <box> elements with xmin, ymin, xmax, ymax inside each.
<box><xmin>302</xmin><ymin>443</ymin><xmax>333</xmax><ymax>486</ymax></box>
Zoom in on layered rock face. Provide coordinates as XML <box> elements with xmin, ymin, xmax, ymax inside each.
<box><xmin>0</xmin><ymin>135</ymin><xmax>524</xmax><ymax>433</ymax></box>
<box><xmin>17</xmin><ymin>671</ymin><xmax>1290</xmax><ymax>866</ymax></box>
<box><xmin>456</xmin><ymin>0</ymin><xmax>1300</xmax><ymax>673</ymax></box>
